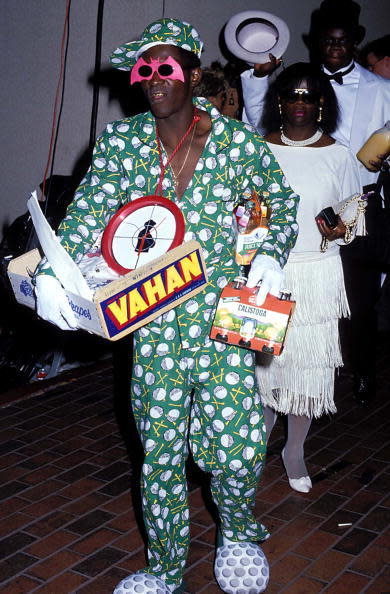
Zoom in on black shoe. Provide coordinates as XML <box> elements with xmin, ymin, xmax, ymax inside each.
<box><xmin>353</xmin><ymin>374</ymin><xmax>375</xmax><ymax>405</ymax></box>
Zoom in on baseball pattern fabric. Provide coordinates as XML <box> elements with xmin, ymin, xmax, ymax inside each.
<box><xmin>110</xmin><ymin>18</ymin><xmax>204</xmax><ymax>71</ymax></box>
<box><xmin>37</xmin><ymin>98</ymin><xmax>299</xmax><ymax>350</ymax></box>
<box><xmin>131</xmin><ymin>325</ymin><xmax>269</xmax><ymax>586</ymax></box>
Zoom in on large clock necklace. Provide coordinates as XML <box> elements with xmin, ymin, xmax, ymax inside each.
<box><xmin>101</xmin><ymin>109</ymin><xmax>200</xmax><ymax>274</ymax></box>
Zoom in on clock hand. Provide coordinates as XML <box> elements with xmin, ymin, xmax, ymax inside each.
<box><xmin>134</xmin><ymin>208</ymin><xmax>170</xmax><ymax>269</ymax></box>
<box><xmin>153</xmin><ymin>216</ymin><xmax>168</xmax><ymax>231</ymax></box>
<box><xmin>133</xmin><ymin>205</ymin><xmax>157</xmax><ymax>269</ymax></box>
<box><xmin>115</xmin><ymin>235</ymin><xmax>174</xmax><ymax>239</ymax></box>
<box><xmin>135</xmin><ymin>216</ymin><xmax>167</xmax><ymax>254</ymax></box>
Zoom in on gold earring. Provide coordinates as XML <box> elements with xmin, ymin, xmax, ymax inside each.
<box><xmin>278</xmin><ymin>101</ymin><xmax>283</xmax><ymax>132</ymax></box>
<box><xmin>278</xmin><ymin>102</ymin><xmax>283</xmax><ymax>130</ymax></box>
<box><xmin>317</xmin><ymin>106</ymin><xmax>323</xmax><ymax>123</ymax></box>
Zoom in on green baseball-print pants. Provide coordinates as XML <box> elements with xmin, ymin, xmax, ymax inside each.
<box><xmin>131</xmin><ymin>318</ymin><xmax>269</xmax><ymax>587</ymax></box>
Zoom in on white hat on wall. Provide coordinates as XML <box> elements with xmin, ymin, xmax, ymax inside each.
<box><xmin>224</xmin><ymin>10</ymin><xmax>290</xmax><ymax>65</ymax></box>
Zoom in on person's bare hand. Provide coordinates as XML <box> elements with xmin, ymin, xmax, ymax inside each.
<box><xmin>253</xmin><ymin>54</ymin><xmax>282</xmax><ymax>78</ymax></box>
<box><xmin>316</xmin><ymin>215</ymin><xmax>346</xmax><ymax>241</ymax></box>
<box><xmin>368</xmin><ymin>152</ymin><xmax>389</xmax><ymax>172</ymax></box>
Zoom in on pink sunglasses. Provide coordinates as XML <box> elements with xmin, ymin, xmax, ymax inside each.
<box><xmin>130</xmin><ymin>56</ymin><xmax>185</xmax><ymax>85</ymax></box>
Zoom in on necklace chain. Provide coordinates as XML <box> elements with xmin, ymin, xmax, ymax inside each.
<box><xmin>155</xmin><ymin>108</ymin><xmax>200</xmax><ymax>194</ymax></box>
<box><xmin>169</xmin><ymin>122</ymin><xmax>197</xmax><ymax>184</ymax></box>
<box><xmin>281</xmin><ymin>127</ymin><xmax>323</xmax><ymax>147</ymax></box>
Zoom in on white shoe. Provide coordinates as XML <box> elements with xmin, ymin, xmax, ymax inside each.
<box><xmin>214</xmin><ymin>539</ymin><xmax>269</xmax><ymax>593</ymax></box>
<box><xmin>288</xmin><ymin>476</ymin><xmax>312</xmax><ymax>493</ymax></box>
<box><xmin>113</xmin><ymin>572</ymin><xmax>179</xmax><ymax>593</ymax></box>
<box><xmin>281</xmin><ymin>449</ymin><xmax>312</xmax><ymax>493</ymax></box>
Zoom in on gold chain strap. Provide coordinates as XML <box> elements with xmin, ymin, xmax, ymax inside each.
<box><xmin>320</xmin><ymin>193</ymin><xmax>367</xmax><ymax>253</ymax></box>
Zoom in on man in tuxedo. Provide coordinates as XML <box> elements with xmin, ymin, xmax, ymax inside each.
<box><xmin>240</xmin><ymin>0</ymin><xmax>390</xmax><ymax>404</ymax></box>
<box><xmin>314</xmin><ymin>2</ymin><xmax>390</xmax><ymax>405</ymax></box>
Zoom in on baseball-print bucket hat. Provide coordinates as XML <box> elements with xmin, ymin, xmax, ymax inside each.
<box><xmin>110</xmin><ymin>18</ymin><xmax>204</xmax><ymax>71</ymax></box>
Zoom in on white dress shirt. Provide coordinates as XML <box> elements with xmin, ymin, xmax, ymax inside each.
<box><xmin>322</xmin><ymin>61</ymin><xmax>360</xmax><ymax>147</ymax></box>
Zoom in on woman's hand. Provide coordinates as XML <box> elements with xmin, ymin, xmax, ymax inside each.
<box><xmin>253</xmin><ymin>53</ymin><xmax>282</xmax><ymax>78</ymax></box>
<box><xmin>316</xmin><ymin>215</ymin><xmax>346</xmax><ymax>241</ymax></box>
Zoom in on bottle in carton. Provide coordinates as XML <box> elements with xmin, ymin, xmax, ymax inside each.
<box><xmin>356</xmin><ymin>121</ymin><xmax>390</xmax><ymax>172</ymax></box>
<box><xmin>234</xmin><ymin>191</ymin><xmax>270</xmax><ymax>265</ymax></box>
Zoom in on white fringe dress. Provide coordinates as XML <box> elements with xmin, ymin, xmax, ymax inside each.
<box><xmin>256</xmin><ymin>142</ymin><xmax>361</xmax><ymax>418</ymax></box>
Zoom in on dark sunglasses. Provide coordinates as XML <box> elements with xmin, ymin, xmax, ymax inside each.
<box><xmin>280</xmin><ymin>89</ymin><xmax>321</xmax><ymax>104</ymax></box>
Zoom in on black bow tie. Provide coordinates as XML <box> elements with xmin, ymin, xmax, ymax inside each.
<box><xmin>326</xmin><ymin>63</ymin><xmax>355</xmax><ymax>85</ymax></box>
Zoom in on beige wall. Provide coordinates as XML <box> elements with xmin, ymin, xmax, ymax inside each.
<box><xmin>1</xmin><ymin>0</ymin><xmax>389</xmax><ymax>238</ymax></box>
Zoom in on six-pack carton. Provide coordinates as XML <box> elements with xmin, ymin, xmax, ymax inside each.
<box><xmin>210</xmin><ymin>279</ymin><xmax>295</xmax><ymax>355</ymax></box>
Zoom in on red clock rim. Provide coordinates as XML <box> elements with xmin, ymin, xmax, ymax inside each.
<box><xmin>101</xmin><ymin>195</ymin><xmax>186</xmax><ymax>275</ymax></box>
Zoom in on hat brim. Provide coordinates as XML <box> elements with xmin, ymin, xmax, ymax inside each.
<box><xmin>110</xmin><ymin>40</ymin><xmax>145</xmax><ymax>71</ymax></box>
<box><xmin>224</xmin><ymin>10</ymin><xmax>290</xmax><ymax>65</ymax></box>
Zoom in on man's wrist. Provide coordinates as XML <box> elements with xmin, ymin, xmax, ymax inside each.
<box><xmin>253</xmin><ymin>69</ymin><xmax>268</xmax><ymax>79</ymax></box>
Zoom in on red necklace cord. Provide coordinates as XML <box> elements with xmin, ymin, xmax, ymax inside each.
<box><xmin>155</xmin><ymin>108</ymin><xmax>200</xmax><ymax>195</ymax></box>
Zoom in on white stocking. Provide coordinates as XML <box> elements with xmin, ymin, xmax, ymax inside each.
<box><xmin>263</xmin><ymin>405</ymin><xmax>278</xmax><ymax>443</ymax></box>
<box><xmin>283</xmin><ymin>414</ymin><xmax>312</xmax><ymax>479</ymax></box>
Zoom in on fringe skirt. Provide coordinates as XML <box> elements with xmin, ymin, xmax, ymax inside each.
<box><xmin>256</xmin><ymin>251</ymin><xmax>350</xmax><ymax>418</ymax></box>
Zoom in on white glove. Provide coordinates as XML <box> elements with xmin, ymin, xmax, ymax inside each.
<box><xmin>246</xmin><ymin>254</ymin><xmax>284</xmax><ymax>306</ymax></box>
<box><xmin>35</xmin><ymin>275</ymin><xmax>78</xmax><ymax>331</ymax></box>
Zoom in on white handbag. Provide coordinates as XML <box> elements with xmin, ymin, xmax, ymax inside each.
<box><xmin>320</xmin><ymin>190</ymin><xmax>372</xmax><ymax>252</ymax></box>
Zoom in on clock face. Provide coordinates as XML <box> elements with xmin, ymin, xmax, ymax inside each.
<box><xmin>101</xmin><ymin>196</ymin><xmax>185</xmax><ymax>274</ymax></box>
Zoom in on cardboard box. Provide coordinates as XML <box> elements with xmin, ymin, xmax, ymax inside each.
<box><xmin>8</xmin><ymin>240</ymin><xmax>208</xmax><ymax>341</ymax></box>
<box><xmin>210</xmin><ymin>281</ymin><xmax>295</xmax><ymax>355</ymax></box>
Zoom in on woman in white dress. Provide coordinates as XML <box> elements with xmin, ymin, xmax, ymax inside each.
<box><xmin>256</xmin><ymin>63</ymin><xmax>361</xmax><ymax>492</ymax></box>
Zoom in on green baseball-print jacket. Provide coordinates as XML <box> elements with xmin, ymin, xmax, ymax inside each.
<box><xmin>38</xmin><ymin>98</ymin><xmax>299</xmax><ymax>348</ymax></box>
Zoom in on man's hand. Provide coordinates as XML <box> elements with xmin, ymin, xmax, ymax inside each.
<box><xmin>35</xmin><ymin>275</ymin><xmax>78</xmax><ymax>331</ymax></box>
<box><xmin>368</xmin><ymin>152</ymin><xmax>389</xmax><ymax>172</ymax></box>
<box><xmin>246</xmin><ymin>254</ymin><xmax>284</xmax><ymax>306</ymax></box>
<box><xmin>253</xmin><ymin>53</ymin><xmax>283</xmax><ymax>78</ymax></box>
